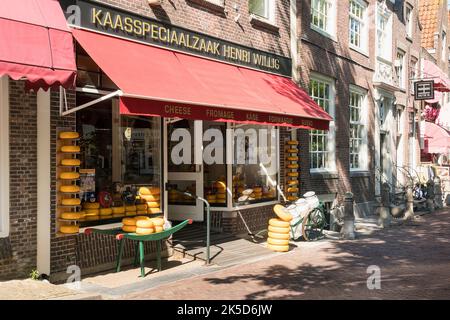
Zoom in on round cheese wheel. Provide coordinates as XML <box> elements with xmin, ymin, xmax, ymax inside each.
<box><xmin>125</xmin><ymin>212</ymin><xmax>137</xmax><ymax>216</ymax></box>
<box><xmin>60</xmin><ymin>145</ymin><xmax>80</xmax><ymax>153</ymax></box>
<box><xmin>286</xmin><ymin>156</ymin><xmax>299</xmax><ymax>161</ymax></box>
<box><xmin>59</xmin><ymin>172</ymin><xmax>80</xmax><ymax>180</ymax></box>
<box><xmin>125</xmin><ymin>205</ymin><xmax>137</xmax><ymax>212</ymax></box>
<box><xmin>136</xmin><ymin>210</ymin><xmax>148</xmax><ymax>215</ymax></box>
<box><xmin>112</xmin><ymin>206</ymin><xmax>125</xmax><ymax>214</ymax></box>
<box><xmin>112</xmin><ymin>213</ymin><xmax>125</xmax><ymax>218</ymax></box>
<box><xmin>136</xmin><ymin>219</ymin><xmax>154</xmax><ymax>228</ymax></box>
<box><xmin>147</xmin><ymin>207</ymin><xmax>161</xmax><ymax>214</ymax></box>
<box><xmin>85</xmin><ymin>215</ymin><xmax>100</xmax><ymax>221</ymax></box>
<box><xmin>136</xmin><ymin>204</ymin><xmax>148</xmax><ymax>211</ymax></box>
<box><xmin>60</xmin><ymin>185</ymin><xmax>80</xmax><ymax>193</ymax></box>
<box><xmin>85</xmin><ymin>209</ymin><xmax>99</xmax><ymax>215</ymax></box>
<box><xmin>287</xmin><ymin>196</ymin><xmax>299</xmax><ymax>201</ymax></box>
<box><xmin>268</xmin><ymin>225</ymin><xmax>290</xmax><ymax>234</ymax></box>
<box><xmin>268</xmin><ymin>232</ymin><xmax>290</xmax><ymax>240</ymax></box>
<box><xmin>287</xmin><ymin>164</ymin><xmax>299</xmax><ymax>169</ymax></box>
<box><xmin>83</xmin><ymin>202</ymin><xmax>100</xmax><ymax>209</ymax></box>
<box><xmin>206</xmin><ymin>195</ymin><xmax>216</xmax><ymax>201</ymax></box>
<box><xmin>269</xmin><ymin>218</ymin><xmax>290</xmax><ymax>228</ymax></box>
<box><xmin>154</xmin><ymin>226</ymin><xmax>163</xmax><ymax>233</ymax></box>
<box><xmin>99</xmin><ymin>208</ymin><xmax>113</xmax><ymax>216</ymax></box>
<box><xmin>59</xmin><ymin>132</ymin><xmax>79</xmax><ymax>140</ymax></box>
<box><xmin>287</xmin><ymin>187</ymin><xmax>299</xmax><ymax>193</ymax></box>
<box><xmin>100</xmin><ymin>215</ymin><xmax>112</xmax><ymax>220</ymax></box>
<box><xmin>287</xmin><ymin>180</ymin><xmax>299</xmax><ymax>186</ymax></box>
<box><xmin>60</xmin><ymin>225</ymin><xmax>79</xmax><ymax>234</ymax></box>
<box><xmin>151</xmin><ymin>217</ymin><xmax>165</xmax><ymax>227</ymax></box>
<box><xmin>267</xmin><ymin>238</ymin><xmax>290</xmax><ymax>246</ymax></box>
<box><xmin>286</xmin><ymin>140</ymin><xmax>299</xmax><ymax>145</ymax></box>
<box><xmin>147</xmin><ymin>201</ymin><xmax>160</xmax><ymax>208</ymax></box>
<box><xmin>267</xmin><ymin>243</ymin><xmax>289</xmax><ymax>252</ymax></box>
<box><xmin>136</xmin><ymin>227</ymin><xmax>154</xmax><ymax>235</ymax></box>
<box><xmin>122</xmin><ymin>217</ymin><xmax>136</xmax><ymax>226</ymax></box>
<box><xmin>61</xmin><ymin>198</ymin><xmax>81</xmax><ymax>206</ymax></box>
<box><xmin>273</xmin><ymin>204</ymin><xmax>293</xmax><ymax>222</ymax></box>
<box><xmin>216</xmin><ymin>193</ymin><xmax>226</xmax><ymax>200</ymax></box>
<box><xmin>139</xmin><ymin>186</ymin><xmax>160</xmax><ymax>195</ymax></box>
<box><xmin>122</xmin><ymin>225</ymin><xmax>136</xmax><ymax>233</ymax></box>
<box><xmin>60</xmin><ymin>212</ymin><xmax>83</xmax><ymax>220</ymax></box>
<box><xmin>140</xmin><ymin>194</ymin><xmax>160</xmax><ymax>202</ymax></box>
<box><xmin>286</xmin><ymin>148</ymin><xmax>298</xmax><ymax>153</ymax></box>
<box><xmin>60</xmin><ymin>159</ymin><xmax>81</xmax><ymax>166</ymax></box>
<box><xmin>287</xmin><ymin>172</ymin><xmax>299</xmax><ymax>177</ymax></box>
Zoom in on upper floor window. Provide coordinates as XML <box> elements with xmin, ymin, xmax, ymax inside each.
<box><xmin>349</xmin><ymin>0</ymin><xmax>367</xmax><ymax>51</ymax></box>
<box><xmin>349</xmin><ymin>86</ymin><xmax>368</xmax><ymax>170</ymax></box>
<box><xmin>442</xmin><ymin>31</ymin><xmax>447</xmax><ymax>62</ymax></box>
<box><xmin>410</xmin><ymin>57</ymin><xmax>418</xmax><ymax>94</ymax></box>
<box><xmin>405</xmin><ymin>4</ymin><xmax>413</xmax><ymax>38</ymax></box>
<box><xmin>249</xmin><ymin>0</ymin><xmax>273</xmax><ymax>21</ymax></box>
<box><xmin>309</xmin><ymin>74</ymin><xmax>336</xmax><ymax>171</ymax></box>
<box><xmin>311</xmin><ymin>0</ymin><xmax>336</xmax><ymax>38</ymax></box>
<box><xmin>395</xmin><ymin>49</ymin><xmax>405</xmax><ymax>89</ymax></box>
<box><xmin>376</xmin><ymin>3</ymin><xmax>393</xmax><ymax>61</ymax></box>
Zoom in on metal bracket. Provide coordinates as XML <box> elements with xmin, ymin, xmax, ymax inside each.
<box><xmin>59</xmin><ymin>88</ymin><xmax>122</xmax><ymax>116</ymax></box>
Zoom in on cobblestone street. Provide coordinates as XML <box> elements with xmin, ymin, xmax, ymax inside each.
<box><xmin>123</xmin><ymin>208</ymin><xmax>450</xmax><ymax>300</ymax></box>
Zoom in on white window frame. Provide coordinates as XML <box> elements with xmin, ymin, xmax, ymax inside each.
<box><xmin>310</xmin><ymin>0</ymin><xmax>337</xmax><ymax>40</ymax></box>
<box><xmin>309</xmin><ymin>73</ymin><xmax>336</xmax><ymax>173</ymax></box>
<box><xmin>442</xmin><ymin>30</ymin><xmax>447</xmax><ymax>62</ymax></box>
<box><xmin>349</xmin><ymin>85</ymin><xmax>368</xmax><ymax>171</ymax></box>
<box><xmin>249</xmin><ymin>0</ymin><xmax>276</xmax><ymax>24</ymax></box>
<box><xmin>405</xmin><ymin>3</ymin><xmax>413</xmax><ymax>38</ymax></box>
<box><xmin>396</xmin><ymin>49</ymin><xmax>406</xmax><ymax>89</ymax></box>
<box><xmin>376</xmin><ymin>2</ymin><xmax>393</xmax><ymax>62</ymax></box>
<box><xmin>410</xmin><ymin>57</ymin><xmax>418</xmax><ymax>94</ymax></box>
<box><xmin>0</xmin><ymin>76</ymin><xmax>9</xmax><ymax>238</ymax></box>
<box><xmin>349</xmin><ymin>0</ymin><xmax>368</xmax><ymax>54</ymax></box>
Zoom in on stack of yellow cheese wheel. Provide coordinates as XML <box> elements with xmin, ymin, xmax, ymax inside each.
<box><xmin>285</xmin><ymin>140</ymin><xmax>300</xmax><ymax>202</ymax></box>
<box><xmin>121</xmin><ymin>216</ymin><xmax>166</xmax><ymax>234</ymax></box>
<box><xmin>122</xmin><ymin>217</ymin><xmax>137</xmax><ymax>233</ymax></box>
<box><xmin>267</xmin><ymin>205</ymin><xmax>293</xmax><ymax>252</ymax></box>
<box><xmin>112</xmin><ymin>206</ymin><xmax>126</xmax><ymax>218</ymax></box>
<box><xmin>214</xmin><ymin>180</ymin><xmax>226</xmax><ymax>204</ymax></box>
<box><xmin>125</xmin><ymin>205</ymin><xmax>137</xmax><ymax>216</ymax></box>
<box><xmin>139</xmin><ymin>186</ymin><xmax>161</xmax><ymax>214</ymax></box>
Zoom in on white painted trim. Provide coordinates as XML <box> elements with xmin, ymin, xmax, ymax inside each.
<box><xmin>36</xmin><ymin>89</ymin><xmax>51</xmax><ymax>274</ymax></box>
<box><xmin>0</xmin><ymin>76</ymin><xmax>9</xmax><ymax>238</ymax></box>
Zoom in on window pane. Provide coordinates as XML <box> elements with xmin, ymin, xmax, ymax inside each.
<box><xmin>249</xmin><ymin>0</ymin><xmax>268</xmax><ymax>18</ymax></box>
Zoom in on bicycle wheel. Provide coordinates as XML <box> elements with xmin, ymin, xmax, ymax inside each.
<box><xmin>302</xmin><ymin>207</ymin><xmax>326</xmax><ymax>241</ymax></box>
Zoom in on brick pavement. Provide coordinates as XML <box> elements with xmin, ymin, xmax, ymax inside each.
<box><xmin>124</xmin><ymin>208</ymin><xmax>450</xmax><ymax>300</ymax></box>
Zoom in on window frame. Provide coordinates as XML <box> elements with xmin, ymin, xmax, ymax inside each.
<box><xmin>0</xmin><ymin>76</ymin><xmax>9</xmax><ymax>238</ymax></box>
<box><xmin>376</xmin><ymin>3</ymin><xmax>393</xmax><ymax>62</ymax></box>
<box><xmin>249</xmin><ymin>0</ymin><xmax>276</xmax><ymax>24</ymax></box>
<box><xmin>310</xmin><ymin>0</ymin><xmax>337</xmax><ymax>40</ymax></box>
<box><xmin>349</xmin><ymin>85</ymin><xmax>369</xmax><ymax>171</ymax></box>
<box><xmin>348</xmin><ymin>0</ymin><xmax>368</xmax><ymax>54</ymax></box>
<box><xmin>396</xmin><ymin>49</ymin><xmax>406</xmax><ymax>89</ymax></box>
<box><xmin>405</xmin><ymin>3</ymin><xmax>413</xmax><ymax>39</ymax></box>
<box><xmin>442</xmin><ymin>30</ymin><xmax>447</xmax><ymax>62</ymax></box>
<box><xmin>309</xmin><ymin>73</ymin><xmax>336</xmax><ymax>173</ymax></box>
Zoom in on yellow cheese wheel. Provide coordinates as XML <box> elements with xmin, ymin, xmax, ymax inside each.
<box><xmin>268</xmin><ymin>232</ymin><xmax>290</xmax><ymax>240</ymax></box>
<box><xmin>134</xmin><ymin>216</ymin><xmax>149</xmax><ymax>221</ymax></box>
<box><xmin>287</xmin><ymin>180</ymin><xmax>299</xmax><ymax>186</ymax></box>
<box><xmin>287</xmin><ymin>172</ymin><xmax>299</xmax><ymax>177</ymax></box>
<box><xmin>151</xmin><ymin>217</ymin><xmax>165</xmax><ymax>227</ymax></box>
<box><xmin>100</xmin><ymin>215</ymin><xmax>113</xmax><ymax>220</ymax></box>
<box><xmin>60</xmin><ymin>212</ymin><xmax>83</xmax><ymax>220</ymax></box>
<box><xmin>154</xmin><ymin>226</ymin><xmax>163</xmax><ymax>233</ymax></box>
<box><xmin>99</xmin><ymin>208</ymin><xmax>113</xmax><ymax>216</ymax></box>
<box><xmin>61</xmin><ymin>198</ymin><xmax>81</xmax><ymax>206</ymax></box>
<box><xmin>286</xmin><ymin>156</ymin><xmax>299</xmax><ymax>161</ymax></box>
<box><xmin>273</xmin><ymin>204</ymin><xmax>293</xmax><ymax>222</ymax></box>
<box><xmin>147</xmin><ymin>201</ymin><xmax>160</xmax><ymax>208</ymax></box>
<box><xmin>85</xmin><ymin>209</ymin><xmax>99</xmax><ymax>215</ymax></box>
<box><xmin>60</xmin><ymin>185</ymin><xmax>80</xmax><ymax>193</ymax></box>
<box><xmin>267</xmin><ymin>243</ymin><xmax>289</xmax><ymax>252</ymax></box>
<box><xmin>268</xmin><ymin>225</ymin><xmax>290</xmax><ymax>234</ymax></box>
<box><xmin>286</xmin><ymin>140</ymin><xmax>299</xmax><ymax>145</ymax></box>
<box><xmin>286</xmin><ymin>148</ymin><xmax>298</xmax><ymax>153</ymax></box>
<box><xmin>122</xmin><ymin>225</ymin><xmax>137</xmax><ymax>233</ymax></box>
<box><xmin>122</xmin><ymin>217</ymin><xmax>136</xmax><ymax>226</ymax></box>
<box><xmin>136</xmin><ymin>204</ymin><xmax>148</xmax><ymax>211</ymax></box>
<box><xmin>140</xmin><ymin>194</ymin><xmax>160</xmax><ymax>202</ymax></box>
<box><xmin>216</xmin><ymin>193</ymin><xmax>226</xmax><ymax>200</ymax></box>
<box><xmin>287</xmin><ymin>187</ymin><xmax>299</xmax><ymax>193</ymax></box>
<box><xmin>253</xmin><ymin>187</ymin><xmax>263</xmax><ymax>193</ymax></box>
<box><xmin>60</xmin><ymin>225</ymin><xmax>79</xmax><ymax>234</ymax></box>
<box><xmin>112</xmin><ymin>213</ymin><xmax>125</xmax><ymax>218</ymax></box>
<box><xmin>269</xmin><ymin>218</ymin><xmax>290</xmax><ymax>228</ymax></box>
<box><xmin>85</xmin><ymin>215</ymin><xmax>100</xmax><ymax>221</ymax></box>
<box><xmin>112</xmin><ymin>206</ymin><xmax>125</xmax><ymax>214</ymax></box>
<box><xmin>139</xmin><ymin>186</ymin><xmax>160</xmax><ymax>195</ymax></box>
<box><xmin>60</xmin><ymin>159</ymin><xmax>81</xmax><ymax>166</ymax></box>
<box><xmin>136</xmin><ymin>219</ymin><xmax>154</xmax><ymax>228</ymax></box>
<box><xmin>147</xmin><ymin>207</ymin><xmax>161</xmax><ymax>214</ymax></box>
<box><xmin>136</xmin><ymin>210</ymin><xmax>148</xmax><ymax>215</ymax></box>
<box><xmin>125</xmin><ymin>212</ymin><xmax>137</xmax><ymax>216</ymax></box>
<box><xmin>60</xmin><ymin>145</ymin><xmax>80</xmax><ymax>153</ymax></box>
<box><xmin>267</xmin><ymin>238</ymin><xmax>290</xmax><ymax>246</ymax></box>
<box><xmin>287</xmin><ymin>164</ymin><xmax>299</xmax><ymax>169</ymax></box>
<box><xmin>136</xmin><ymin>227</ymin><xmax>154</xmax><ymax>235</ymax></box>
<box><xmin>125</xmin><ymin>205</ymin><xmax>137</xmax><ymax>212</ymax></box>
<box><xmin>83</xmin><ymin>202</ymin><xmax>100</xmax><ymax>209</ymax></box>
<box><xmin>206</xmin><ymin>195</ymin><xmax>216</xmax><ymax>201</ymax></box>
<box><xmin>59</xmin><ymin>132</ymin><xmax>79</xmax><ymax>140</ymax></box>
<box><xmin>59</xmin><ymin>172</ymin><xmax>80</xmax><ymax>180</ymax></box>
<box><xmin>287</xmin><ymin>196</ymin><xmax>298</xmax><ymax>201</ymax></box>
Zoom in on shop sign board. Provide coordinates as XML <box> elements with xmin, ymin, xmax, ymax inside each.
<box><xmin>414</xmin><ymin>81</ymin><xmax>435</xmax><ymax>100</ymax></box>
<box><xmin>60</xmin><ymin>0</ymin><xmax>292</xmax><ymax>77</ymax></box>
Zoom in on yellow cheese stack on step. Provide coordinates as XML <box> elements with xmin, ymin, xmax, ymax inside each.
<box><xmin>266</xmin><ymin>206</ymin><xmax>292</xmax><ymax>252</ymax></box>
<box><xmin>139</xmin><ymin>186</ymin><xmax>160</xmax><ymax>213</ymax></box>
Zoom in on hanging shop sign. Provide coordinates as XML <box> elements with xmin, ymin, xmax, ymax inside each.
<box><xmin>414</xmin><ymin>80</ymin><xmax>435</xmax><ymax>100</ymax></box>
<box><xmin>60</xmin><ymin>0</ymin><xmax>292</xmax><ymax>77</ymax></box>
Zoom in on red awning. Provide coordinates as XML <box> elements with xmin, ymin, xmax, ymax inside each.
<box><xmin>0</xmin><ymin>0</ymin><xmax>76</xmax><ymax>90</ymax></box>
<box><xmin>422</xmin><ymin>59</ymin><xmax>450</xmax><ymax>99</ymax></box>
<box><xmin>423</xmin><ymin>121</ymin><xmax>450</xmax><ymax>155</ymax></box>
<box><xmin>72</xmin><ymin>28</ymin><xmax>332</xmax><ymax>130</ymax></box>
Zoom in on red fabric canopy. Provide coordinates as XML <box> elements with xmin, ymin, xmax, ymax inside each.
<box><xmin>72</xmin><ymin>28</ymin><xmax>332</xmax><ymax>130</ymax></box>
<box><xmin>423</xmin><ymin>121</ymin><xmax>450</xmax><ymax>154</ymax></box>
<box><xmin>422</xmin><ymin>59</ymin><xmax>450</xmax><ymax>104</ymax></box>
<box><xmin>0</xmin><ymin>0</ymin><xmax>76</xmax><ymax>90</ymax></box>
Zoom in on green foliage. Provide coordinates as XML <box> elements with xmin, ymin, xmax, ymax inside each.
<box><xmin>29</xmin><ymin>269</ymin><xmax>40</xmax><ymax>281</ymax></box>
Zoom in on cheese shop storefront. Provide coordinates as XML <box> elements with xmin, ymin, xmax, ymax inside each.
<box><xmin>43</xmin><ymin>0</ymin><xmax>332</xmax><ymax>279</ymax></box>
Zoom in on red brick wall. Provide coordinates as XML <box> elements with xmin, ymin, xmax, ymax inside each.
<box><xmin>0</xmin><ymin>80</ymin><xmax>38</xmax><ymax>280</ymax></box>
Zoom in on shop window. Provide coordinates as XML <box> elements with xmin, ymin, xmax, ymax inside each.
<box><xmin>76</xmin><ymin>94</ymin><xmax>162</xmax><ymax>226</ymax></box>
<box><xmin>309</xmin><ymin>74</ymin><xmax>336</xmax><ymax>171</ymax></box>
<box><xmin>349</xmin><ymin>86</ymin><xmax>368</xmax><ymax>171</ymax></box>
<box><xmin>349</xmin><ymin>0</ymin><xmax>367</xmax><ymax>52</ymax></box>
<box><xmin>0</xmin><ymin>76</ymin><xmax>9</xmax><ymax>238</ymax></box>
<box><xmin>311</xmin><ymin>0</ymin><xmax>336</xmax><ymax>38</ymax></box>
<box><xmin>232</xmin><ymin>124</ymin><xmax>278</xmax><ymax>206</ymax></box>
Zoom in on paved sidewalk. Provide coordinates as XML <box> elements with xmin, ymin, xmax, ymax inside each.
<box><xmin>123</xmin><ymin>208</ymin><xmax>450</xmax><ymax>300</ymax></box>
